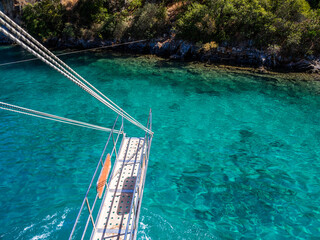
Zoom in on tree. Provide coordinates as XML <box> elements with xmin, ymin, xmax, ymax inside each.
<box><xmin>22</xmin><ymin>0</ymin><xmax>66</xmax><ymax>40</ymax></box>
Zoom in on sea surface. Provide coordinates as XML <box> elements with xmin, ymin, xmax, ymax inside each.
<box><xmin>0</xmin><ymin>46</ymin><xmax>320</xmax><ymax>240</ymax></box>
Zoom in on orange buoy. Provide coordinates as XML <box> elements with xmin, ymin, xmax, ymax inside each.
<box><xmin>97</xmin><ymin>154</ymin><xmax>111</xmax><ymax>199</ymax></box>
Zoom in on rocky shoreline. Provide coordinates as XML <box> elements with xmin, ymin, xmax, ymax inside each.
<box><xmin>124</xmin><ymin>39</ymin><xmax>320</xmax><ymax>74</ymax></box>
<box><xmin>1</xmin><ymin>36</ymin><xmax>320</xmax><ymax>74</ymax></box>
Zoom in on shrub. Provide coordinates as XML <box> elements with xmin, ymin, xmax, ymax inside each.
<box><xmin>176</xmin><ymin>1</ymin><xmax>271</xmax><ymax>44</ymax></box>
<box><xmin>176</xmin><ymin>3</ymin><xmax>214</xmax><ymax>42</ymax></box>
<box><xmin>72</xmin><ymin>0</ymin><xmax>108</xmax><ymax>27</ymax></box>
<box><xmin>130</xmin><ymin>3</ymin><xmax>168</xmax><ymax>39</ymax></box>
<box><xmin>174</xmin><ymin>0</ymin><xmax>320</xmax><ymax>56</ymax></box>
<box><xmin>267</xmin><ymin>44</ymin><xmax>281</xmax><ymax>55</ymax></box>
<box><xmin>128</xmin><ymin>0</ymin><xmax>143</xmax><ymax>11</ymax></box>
<box><xmin>106</xmin><ymin>0</ymin><xmax>126</xmax><ymax>12</ymax></box>
<box><xmin>98</xmin><ymin>12</ymin><xmax>130</xmax><ymax>40</ymax></box>
<box><xmin>112</xmin><ymin>16</ymin><xmax>130</xmax><ymax>40</ymax></box>
<box><xmin>306</xmin><ymin>0</ymin><xmax>320</xmax><ymax>8</ymax></box>
<box><xmin>21</xmin><ymin>0</ymin><xmax>320</xmax><ymax>56</ymax></box>
<box><xmin>62</xmin><ymin>22</ymin><xmax>75</xmax><ymax>38</ymax></box>
<box><xmin>202</xmin><ymin>41</ymin><xmax>218</xmax><ymax>52</ymax></box>
<box><xmin>22</xmin><ymin>0</ymin><xmax>65</xmax><ymax>40</ymax></box>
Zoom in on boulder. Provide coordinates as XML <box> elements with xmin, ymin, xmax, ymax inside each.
<box><xmin>177</xmin><ymin>41</ymin><xmax>192</xmax><ymax>58</ymax></box>
<box><xmin>127</xmin><ymin>42</ymin><xmax>147</xmax><ymax>53</ymax></box>
<box><xmin>307</xmin><ymin>60</ymin><xmax>320</xmax><ymax>74</ymax></box>
<box><xmin>258</xmin><ymin>54</ymin><xmax>266</xmax><ymax>66</ymax></box>
<box><xmin>208</xmin><ymin>55</ymin><xmax>220</xmax><ymax>63</ymax></box>
<box><xmin>200</xmin><ymin>53</ymin><xmax>210</xmax><ymax>62</ymax></box>
<box><xmin>169</xmin><ymin>40</ymin><xmax>182</xmax><ymax>54</ymax></box>
<box><xmin>152</xmin><ymin>42</ymin><xmax>162</xmax><ymax>55</ymax></box>
<box><xmin>78</xmin><ymin>39</ymin><xmax>89</xmax><ymax>48</ymax></box>
<box><xmin>293</xmin><ymin>59</ymin><xmax>314</xmax><ymax>72</ymax></box>
<box><xmin>63</xmin><ymin>38</ymin><xmax>79</xmax><ymax>48</ymax></box>
<box><xmin>190</xmin><ymin>45</ymin><xmax>200</xmax><ymax>58</ymax></box>
<box><xmin>283</xmin><ymin>59</ymin><xmax>320</xmax><ymax>73</ymax></box>
<box><xmin>148</xmin><ymin>42</ymin><xmax>157</xmax><ymax>54</ymax></box>
<box><xmin>87</xmin><ymin>39</ymin><xmax>101</xmax><ymax>48</ymax></box>
<box><xmin>152</xmin><ymin>40</ymin><xmax>171</xmax><ymax>56</ymax></box>
<box><xmin>44</xmin><ymin>37</ymin><xmax>59</xmax><ymax>48</ymax></box>
<box><xmin>160</xmin><ymin>41</ymin><xmax>171</xmax><ymax>56</ymax></box>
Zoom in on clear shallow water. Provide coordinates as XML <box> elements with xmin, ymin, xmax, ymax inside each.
<box><xmin>0</xmin><ymin>46</ymin><xmax>320</xmax><ymax>240</ymax></box>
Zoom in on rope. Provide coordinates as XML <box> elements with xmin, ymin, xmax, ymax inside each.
<box><xmin>0</xmin><ymin>57</ymin><xmax>38</xmax><ymax>67</ymax></box>
<box><xmin>0</xmin><ymin>39</ymin><xmax>147</xmax><ymax>67</ymax></box>
<box><xmin>0</xmin><ymin>101</ymin><xmax>120</xmax><ymax>133</ymax></box>
<box><xmin>0</xmin><ymin>11</ymin><xmax>153</xmax><ymax>135</ymax></box>
<box><xmin>57</xmin><ymin>39</ymin><xmax>146</xmax><ymax>56</ymax></box>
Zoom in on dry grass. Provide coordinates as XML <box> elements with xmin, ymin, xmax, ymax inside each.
<box><xmin>14</xmin><ymin>0</ymin><xmax>79</xmax><ymax>9</ymax></box>
<box><xmin>61</xmin><ymin>0</ymin><xmax>79</xmax><ymax>10</ymax></box>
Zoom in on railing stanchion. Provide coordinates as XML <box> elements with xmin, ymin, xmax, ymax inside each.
<box><xmin>85</xmin><ymin>198</ymin><xmax>96</xmax><ymax>230</ymax></box>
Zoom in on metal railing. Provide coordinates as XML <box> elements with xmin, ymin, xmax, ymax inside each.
<box><xmin>123</xmin><ymin>109</ymin><xmax>153</xmax><ymax>240</ymax></box>
<box><xmin>69</xmin><ymin>115</ymin><xmax>124</xmax><ymax>240</ymax></box>
<box><xmin>69</xmin><ymin>109</ymin><xmax>153</xmax><ymax>240</ymax></box>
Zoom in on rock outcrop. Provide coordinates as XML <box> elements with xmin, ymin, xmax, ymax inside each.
<box><xmin>122</xmin><ymin>39</ymin><xmax>320</xmax><ymax>73</ymax></box>
<box><xmin>285</xmin><ymin>59</ymin><xmax>320</xmax><ymax>73</ymax></box>
<box><xmin>1</xmin><ymin>31</ymin><xmax>320</xmax><ymax>73</ymax></box>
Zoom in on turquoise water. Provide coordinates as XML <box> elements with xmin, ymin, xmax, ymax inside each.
<box><xmin>0</xmin><ymin>46</ymin><xmax>320</xmax><ymax>239</ymax></box>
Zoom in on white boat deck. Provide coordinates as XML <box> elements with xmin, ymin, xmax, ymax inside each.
<box><xmin>91</xmin><ymin>137</ymin><xmax>146</xmax><ymax>240</ymax></box>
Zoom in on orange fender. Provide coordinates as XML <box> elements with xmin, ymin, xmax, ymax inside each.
<box><xmin>97</xmin><ymin>154</ymin><xmax>111</xmax><ymax>199</ymax></box>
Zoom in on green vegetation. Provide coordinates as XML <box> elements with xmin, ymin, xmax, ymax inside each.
<box><xmin>22</xmin><ymin>0</ymin><xmax>65</xmax><ymax>40</ymax></box>
<box><xmin>176</xmin><ymin>0</ymin><xmax>320</xmax><ymax>55</ymax></box>
<box><xmin>22</xmin><ymin>0</ymin><xmax>168</xmax><ymax>41</ymax></box>
<box><xmin>21</xmin><ymin>0</ymin><xmax>320</xmax><ymax>56</ymax></box>
<box><xmin>130</xmin><ymin>3</ymin><xmax>167</xmax><ymax>39</ymax></box>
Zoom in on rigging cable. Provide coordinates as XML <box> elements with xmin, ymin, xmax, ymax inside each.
<box><xmin>0</xmin><ymin>101</ymin><xmax>121</xmax><ymax>133</ymax></box>
<box><xmin>0</xmin><ymin>14</ymin><xmax>149</xmax><ymax>133</ymax></box>
<box><xmin>0</xmin><ymin>20</ymin><xmax>145</xmax><ymax>131</ymax></box>
<box><xmin>0</xmin><ymin>11</ymin><xmax>153</xmax><ymax>134</ymax></box>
